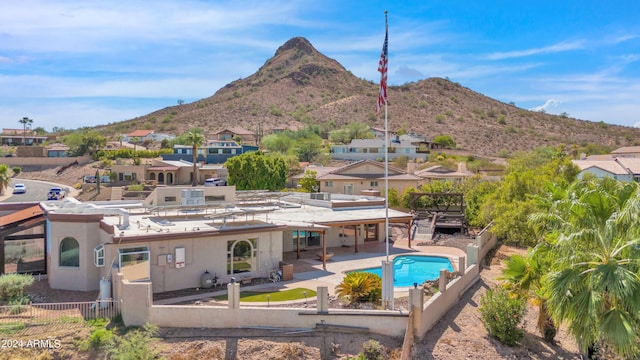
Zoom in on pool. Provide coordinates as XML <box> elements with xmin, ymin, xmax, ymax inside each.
<box><xmin>350</xmin><ymin>255</ymin><xmax>454</xmax><ymax>287</ymax></box>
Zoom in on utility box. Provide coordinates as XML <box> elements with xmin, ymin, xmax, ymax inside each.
<box><xmin>175</xmin><ymin>247</ymin><xmax>185</xmax><ymax>269</ymax></box>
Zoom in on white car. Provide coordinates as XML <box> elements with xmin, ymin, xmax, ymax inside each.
<box><xmin>13</xmin><ymin>183</ymin><xmax>26</xmax><ymax>194</ymax></box>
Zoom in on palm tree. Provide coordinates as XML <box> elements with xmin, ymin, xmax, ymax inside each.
<box><xmin>18</xmin><ymin>117</ymin><xmax>33</xmax><ymax>145</ymax></box>
<box><xmin>535</xmin><ymin>178</ymin><xmax>640</xmax><ymax>358</ymax></box>
<box><xmin>184</xmin><ymin>131</ymin><xmax>205</xmax><ymax>186</ymax></box>
<box><xmin>0</xmin><ymin>164</ymin><xmax>9</xmax><ymax>195</ymax></box>
<box><xmin>131</xmin><ymin>137</ymin><xmax>139</xmax><ymax>151</ymax></box>
<box><xmin>500</xmin><ymin>245</ymin><xmax>557</xmax><ymax>342</ymax></box>
<box><xmin>115</xmin><ymin>134</ymin><xmax>123</xmax><ymax>148</ymax></box>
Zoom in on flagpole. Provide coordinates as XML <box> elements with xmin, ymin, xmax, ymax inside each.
<box><xmin>384</xmin><ymin>10</ymin><xmax>389</xmax><ymax>264</ymax></box>
<box><xmin>379</xmin><ymin>10</ymin><xmax>393</xmax><ymax>311</ymax></box>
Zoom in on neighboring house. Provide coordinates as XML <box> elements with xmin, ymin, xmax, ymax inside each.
<box><xmin>149</xmin><ymin>132</ymin><xmax>175</xmax><ymax>142</ymax></box>
<box><xmin>330</xmin><ymin>134</ymin><xmax>431</xmax><ymax>161</ymax></box>
<box><xmin>124</xmin><ymin>130</ymin><xmax>155</xmax><ymax>142</ymax></box>
<box><xmin>45</xmin><ymin>143</ymin><xmax>69</xmax><ymax>157</ymax></box>
<box><xmin>162</xmin><ymin>140</ymin><xmax>258</xmax><ymax>165</ymax></box>
<box><xmin>414</xmin><ymin>163</ymin><xmax>472</xmax><ymax>183</ymax></box>
<box><xmin>293</xmin><ymin>159</ymin><xmax>423</xmax><ymax>195</ymax></box>
<box><xmin>370</xmin><ymin>127</ymin><xmax>397</xmax><ymax>139</ymax></box>
<box><xmin>104</xmin><ymin>141</ymin><xmax>140</xmax><ymax>151</ymax></box>
<box><xmin>572</xmin><ymin>158</ymin><xmax>640</xmax><ymax>182</ymax></box>
<box><xmin>1</xmin><ymin>128</ymin><xmax>46</xmax><ymax>146</ymax></box>
<box><xmin>37</xmin><ymin>188</ymin><xmax>413</xmax><ymax>292</ymax></box>
<box><xmin>610</xmin><ymin>146</ymin><xmax>640</xmax><ymax>158</ymax></box>
<box><xmin>210</xmin><ymin>127</ymin><xmax>255</xmax><ymax>144</ymax></box>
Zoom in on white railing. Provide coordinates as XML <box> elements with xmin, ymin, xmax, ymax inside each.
<box><xmin>0</xmin><ymin>300</ymin><xmax>119</xmax><ymax>328</ymax></box>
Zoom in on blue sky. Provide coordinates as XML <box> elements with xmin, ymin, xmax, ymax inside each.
<box><xmin>1</xmin><ymin>0</ymin><xmax>639</xmax><ymax>131</ymax></box>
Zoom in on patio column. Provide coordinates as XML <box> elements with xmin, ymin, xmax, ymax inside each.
<box><xmin>354</xmin><ymin>225</ymin><xmax>358</xmax><ymax>253</ymax></box>
<box><xmin>296</xmin><ymin>231</ymin><xmax>301</xmax><ymax>260</ymax></box>
<box><xmin>321</xmin><ymin>231</ymin><xmax>326</xmax><ymax>271</ymax></box>
<box><xmin>407</xmin><ymin>219</ymin><xmax>412</xmax><ymax>248</ymax></box>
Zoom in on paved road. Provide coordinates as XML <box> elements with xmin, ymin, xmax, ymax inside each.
<box><xmin>2</xmin><ymin>179</ymin><xmax>71</xmax><ymax>203</ymax></box>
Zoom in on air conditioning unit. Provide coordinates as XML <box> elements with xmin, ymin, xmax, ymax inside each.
<box><xmin>181</xmin><ymin>189</ymin><xmax>205</xmax><ymax>206</ymax></box>
<box><xmin>310</xmin><ymin>192</ymin><xmax>331</xmax><ymax>201</ymax></box>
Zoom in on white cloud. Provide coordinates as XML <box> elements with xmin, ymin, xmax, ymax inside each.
<box><xmin>486</xmin><ymin>40</ymin><xmax>586</xmax><ymax>60</ymax></box>
<box><xmin>529</xmin><ymin>99</ymin><xmax>562</xmax><ymax>112</ymax></box>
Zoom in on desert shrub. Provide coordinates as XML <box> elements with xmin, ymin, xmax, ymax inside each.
<box><xmin>12</xmin><ymin>167</ymin><xmax>21</xmax><ymax>175</ymax></box>
<box><xmin>361</xmin><ymin>339</ymin><xmax>385</xmax><ymax>360</ymax></box>
<box><xmin>479</xmin><ymin>286</ymin><xmax>527</xmax><ymax>346</ymax></box>
<box><xmin>0</xmin><ymin>274</ymin><xmax>34</xmax><ymax>302</ymax></box>
<box><xmin>106</xmin><ymin>324</ymin><xmax>159</xmax><ymax>360</ymax></box>
<box><xmin>335</xmin><ymin>272</ymin><xmax>382</xmax><ymax>305</ymax></box>
<box><xmin>84</xmin><ymin>328</ymin><xmax>114</xmax><ymax>350</ymax></box>
<box><xmin>127</xmin><ymin>184</ymin><xmax>144</xmax><ymax>191</ymax></box>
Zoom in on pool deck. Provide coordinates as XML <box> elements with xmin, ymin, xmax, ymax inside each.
<box><xmin>154</xmin><ymin>237</ymin><xmax>468</xmax><ymax>305</ymax></box>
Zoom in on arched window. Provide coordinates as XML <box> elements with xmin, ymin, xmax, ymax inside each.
<box><xmin>227</xmin><ymin>239</ymin><xmax>258</xmax><ymax>275</ymax></box>
<box><xmin>59</xmin><ymin>237</ymin><xmax>79</xmax><ymax>267</ymax></box>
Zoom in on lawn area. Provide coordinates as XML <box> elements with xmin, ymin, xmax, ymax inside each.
<box><xmin>212</xmin><ymin>288</ymin><xmax>316</xmax><ymax>302</ymax></box>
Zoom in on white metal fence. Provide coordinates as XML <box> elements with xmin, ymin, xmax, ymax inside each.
<box><xmin>0</xmin><ymin>300</ymin><xmax>119</xmax><ymax>330</ymax></box>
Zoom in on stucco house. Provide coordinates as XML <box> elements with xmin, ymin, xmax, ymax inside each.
<box><xmin>610</xmin><ymin>146</ymin><xmax>640</xmax><ymax>158</ymax></box>
<box><xmin>293</xmin><ymin>160</ymin><xmax>423</xmax><ymax>196</ymax></box>
<box><xmin>210</xmin><ymin>127</ymin><xmax>255</xmax><ymax>144</ymax></box>
<box><xmin>162</xmin><ymin>140</ymin><xmax>258</xmax><ymax>165</ymax></box>
<box><xmin>572</xmin><ymin>157</ymin><xmax>640</xmax><ymax>182</ymax></box>
<box><xmin>329</xmin><ymin>134</ymin><xmax>432</xmax><ymax>162</ymax></box>
<box><xmin>414</xmin><ymin>163</ymin><xmax>472</xmax><ymax>183</ymax></box>
<box><xmin>39</xmin><ymin>187</ymin><xmax>413</xmax><ymax>293</ymax></box>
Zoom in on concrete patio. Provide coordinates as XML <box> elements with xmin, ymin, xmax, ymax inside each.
<box><xmin>154</xmin><ymin>234</ymin><xmax>468</xmax><ymax>305</ymax></box>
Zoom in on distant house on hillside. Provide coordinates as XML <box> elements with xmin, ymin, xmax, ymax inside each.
<box><xmin>292</xmin><ymin>159</ymin><xmax>422</xmax><ymax>196</ymax></box>
<box><xmin>45</xmin><ymin>143</ymin><xmax>69</xmax><ymax>157</ymax></box>
<box><xmin>329</xmin><ymin>134</ymin><xmax>432</xmax><ymax>161</ymax></box>
<box><xmin>610</xmin><ymin>146</ymin><xmax>640</xmax><ymax>158</ymax></box>
<box><xmin>162</xmin><ymin>139</ymin><xmax>258</xmax><ymax>165</ymax></box>
<box><xmin>1</xmin><ymin>128</ymin><xmax>47</xmax><ymax>146</ymax></box>
<box><xmin>124</xmin><ymin>130</ymin><xmax>155</xmax><ymax>142</ymax></box>
<box><xmin>572</xmin><ymin>157</ymin><xmax>640</xmax><ymax>182</ymax></box>
<box><xmin>210</xmin><ymin>127</ymin><xmax>255</xmax><ymax>144</ymax></box>
<box><xmin>415</xmin><ymin>163</ymin><xmax>472</xmax><ymax>183</ymax></box>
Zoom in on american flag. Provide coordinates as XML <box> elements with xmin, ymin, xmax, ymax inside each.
<box><xmin>376</xmin><ymin>26</ymin><xmax>388</xmax><ymax>117</ymax></box>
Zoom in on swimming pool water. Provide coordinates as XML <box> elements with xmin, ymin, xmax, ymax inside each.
<box><xmin>351</xmin><ymin>255</ymin><xmax>454</xmax><ymax>287</ymax></box>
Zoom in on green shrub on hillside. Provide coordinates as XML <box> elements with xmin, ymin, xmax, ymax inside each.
<box><xmin>0</xmin><ymin>274</ymin><xmax>34</xmax><ymax>302</ymax></box>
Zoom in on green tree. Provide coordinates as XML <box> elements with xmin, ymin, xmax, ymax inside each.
<box><xmin>432</xmin><ymin>135</ymin><xmax>456</xmax><ymax>148</ymax></box>
<box><xmin>226</xmin><ymin>151</ymin><xmax>286</xmax><ymax>191</ymax></box>
<box><xmin>298</xmin><ymin>170</ymin><xmax>318</xmax><ymax>192</ymax></box>
<box><xmin>479</xmin><ymin>148</ymin><xmax>579</xmax><ymax>245</ymax></box>
<box><xmin>31</xmin><ymin>127</ymin><xmax>47</xmax><ymax>135</ymax></box>
<box><xmin>500</xmin><ymin>245</ymin><xmax>557</xmax><ymax>342</ymax></box>
<box><xmin>18</xmin><ymin>117</ymin><xmax>33</xmax><ymax>145</ymax></box>
<box><xmin>0</xmin><ymin>164</ymin><xmax>10</xmax><ymax>195</ymax></box>
<box><xmin>294</xmin><ymin>135</ymin><xmax>323</xmax><ymax>162</ymax></box>
<box><xmin>261</xmin><ymin>133</ymin><xmax>294</xmax><ymax>153</ymax></box>
<box><xmin>328</xmin><ymin>121</ymin><xmax>373</xmax><ymax>144</ymax></box>
<box><xmin>535</xmin><ymin>178</ymin><xmax>640</xmax><ymax>358</ymax></box>
<box><xmin>131</xmin><ymin>137</ymin><xmax>139</xmax><ymax>151</ymax></box>
<box><xmin>63</xmin><ymin>129</ymin><xmax>107</xmax><ymax>156</ymax></box>
<box><xmin>183</xmin><ymin>130</ymin><xmax>205</xmax><ymax>186</ymax></box>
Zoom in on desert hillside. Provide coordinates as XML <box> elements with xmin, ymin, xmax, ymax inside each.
<box><xmin>94</xmin><ymin>37</ymin><xmax>640</xmax><ymax>157</ymax></box>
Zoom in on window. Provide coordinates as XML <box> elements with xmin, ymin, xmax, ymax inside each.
<box><xmin>291</xmin><ymin>230</ymin><xmax>321</xmax><ymax>249</ymax></box>
<box><xmin>118</xmin><ymin>247</ymin><xmax>150</xmax><ymax>281</ymax></box>
<box><xmin>370</xmin><ymin>181</ymin><xmax>379</xmax><ymax>187</ymax></box>
<box><xmin>324</xmin><ymin>181</ymin><xmax>333</xmax><ymax>187</ymax></box>
<box><xmin>205</xmin><ymin>195</ymin><xmax>226</xmax><ymax>201</ymax></box>
<box><xmin>94</xmin><ymin>244</ymin><xmax>105</xmax><ymax>267</ymax></box>
<box><xmin>59</xmin><ymin>237</ymin><xmax>79</xmax><ymax>267</ymax></box>
<box><xmin>227</xmin><ymin>239</ymin><xmax>257</xmax><ymax>275</ymax></box>
<box><xmin>164</xmin><ymin>196</ymin><xmax>177</xmax><ymax>202</ymax></box>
